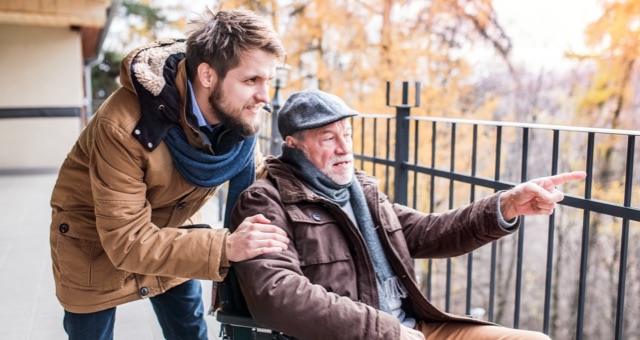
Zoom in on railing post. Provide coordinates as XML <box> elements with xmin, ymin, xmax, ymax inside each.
<box><xmin>270</xmin><ymin>82</ymin><xmax>284</xmax><ymax>156</ymax></box>
<box><xmin>387</xmin><ymin>81</ymin><xmax>420</xmax><ymax>205</ymax></box>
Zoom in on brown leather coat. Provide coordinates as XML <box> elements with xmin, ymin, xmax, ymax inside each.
<box><xmin>232</xmin><ymin>157</ymin><xmax>516</xmax><ymax>339</ymax></box>
<box><xmin>50</xmin><ymin>39</ymin><xmax>257</xmax><ymax>313</ymax></box>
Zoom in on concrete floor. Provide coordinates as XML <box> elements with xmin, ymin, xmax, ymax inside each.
<box><xmin>0</xmin><ymin>172</ymin><xmax>222</xmax><ymax>339</ymax></box>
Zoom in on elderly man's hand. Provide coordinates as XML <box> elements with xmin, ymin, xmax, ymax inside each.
<box><xmin>226</xmin><ymin>214</ymin><xmax>289</xmax><ymax>262</ymax></box>
<box><xmin>499</xmin><ymin>171</ymin><xmax>587</xmax><ymax>221</ymax></box>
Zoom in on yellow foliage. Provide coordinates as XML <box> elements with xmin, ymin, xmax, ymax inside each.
<box><xmin>577</xmin><ymin>0</ymin><xmax>640</xmax><ymax>129</ymax></box>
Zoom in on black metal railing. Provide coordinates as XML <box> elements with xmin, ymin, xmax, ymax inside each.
<box><xmin>255</xmin><ymin>82</ymin><xmax>640</xmax><ymax>339</ymax></box>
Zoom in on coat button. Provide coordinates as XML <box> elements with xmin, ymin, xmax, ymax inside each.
<box><xmin>134</xmin><ymin>129</ymin><xmax>141</xmax><ymax>135</ymax></box>
<box><xmin>59</xmin><ymin>223</ymin><xmax>69</xmax><ymax>233</ymax></box>
<box><xmin>158</xmin><ymin>104</ymin><xmax>165</xmax><ymax>111</ymax></box>
<box><xmin>177</xmin><ymin>202</ymin><xmax>187</xmax><ymax>210</ymax></box>
<box><xmin>311</xmin><ymin>212</ymin><xmax>321</xmax><ymax>221</ymax></box>
<box><xmin>140</xmin><ymin>287</ymin><xmax>150</xmax><ymax>296</ymax></box>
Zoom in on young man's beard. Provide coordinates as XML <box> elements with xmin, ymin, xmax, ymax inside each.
<box><xmin>208</xmin><ymin>84</ymin><xmax>260</xmax><ymax>139</ymax></box>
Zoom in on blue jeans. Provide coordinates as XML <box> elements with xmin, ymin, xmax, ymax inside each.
<box><xmin>63</xmin><ymin>280</ymin><xmax>208</xmax><ymax>340</ymax></box>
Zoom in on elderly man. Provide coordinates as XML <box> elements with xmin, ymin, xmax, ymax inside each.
<box><xmin>230</xmin><ymin>89</ymin><xmax>585</xmax><ymax>339</ymax></box>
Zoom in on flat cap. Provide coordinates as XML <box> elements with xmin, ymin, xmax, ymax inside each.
<box><xmin>277</xmin><ymin>89</ymin><xmax>358</xmax><ymax>138</ymax></box>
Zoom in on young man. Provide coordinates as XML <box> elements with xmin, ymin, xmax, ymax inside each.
<box><xmin>50</xmin><ymin>9</ymin><xmax>289</xmax><ymax>339</ymax></box>
<box><xmin>230</xmin><ymin>89</ymin><xmax>586</xmax><ymax>339</ymax></box>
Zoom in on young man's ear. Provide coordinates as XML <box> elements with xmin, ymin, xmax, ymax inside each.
<box><xmin>197</xmin><ymin>63</ymin><xmax>217</xmax><ymax>88</ymax></box>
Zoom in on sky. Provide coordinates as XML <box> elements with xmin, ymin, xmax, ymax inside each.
<box><xmin>492</xmin><ymin>0</ymin><xmax>603</xmax><ymax>72</ymax></box>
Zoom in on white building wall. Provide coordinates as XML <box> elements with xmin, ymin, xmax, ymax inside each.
<box><xmin>0</xmin><ymin>24</ymin><xmax>83</xmax><ymax>171</ymax></box>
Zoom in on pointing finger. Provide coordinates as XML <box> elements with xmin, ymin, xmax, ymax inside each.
<box><xmin>547</xmin><ymin>171</ymin><xmax>587</xmax><ymax>187</ymax></box>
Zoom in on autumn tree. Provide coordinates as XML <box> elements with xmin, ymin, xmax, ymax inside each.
<box><xmin>560</xmin><ymin>1</ymin><xmax>640</xmax><ymax>339</ymax></box>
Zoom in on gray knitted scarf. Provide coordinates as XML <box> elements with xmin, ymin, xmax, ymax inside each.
<box><xmin>280</xmin><ymin>146</ymin><xmax>407</xmax><ymax>313</ymax></box>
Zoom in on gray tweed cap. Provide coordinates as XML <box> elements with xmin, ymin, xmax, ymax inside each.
<box><xmin>277</xmin><ymin>89</ymin><xmax>358</xmax><ymax>138</ymax></box>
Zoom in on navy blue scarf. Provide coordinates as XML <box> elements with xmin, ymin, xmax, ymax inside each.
<box><xmin>164</xmin><ymin>126</ymin><xmax>256</xmax><ymax>228</ymax></box>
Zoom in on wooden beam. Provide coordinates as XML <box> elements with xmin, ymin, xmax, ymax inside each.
<box><xmin>0</xmin><ymin>11</ymin><xmax>106</xmax><ymax>27</ymax></box>
<box><xmin>81</xmin><ymin>26</ymin><xmax>102</xmax><ymax>60</ymax></box>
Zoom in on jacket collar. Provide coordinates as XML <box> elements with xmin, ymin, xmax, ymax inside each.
<box><xmin>131</xmin><ymin>51</ymin><xmax>187</xmax><ymax>151</ymax></box>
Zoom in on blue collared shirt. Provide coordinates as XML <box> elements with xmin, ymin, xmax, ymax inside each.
<box><xmin>188</xmin><ymin>80</ymin><xmax>213</xmax><ymax>131</ymax></box>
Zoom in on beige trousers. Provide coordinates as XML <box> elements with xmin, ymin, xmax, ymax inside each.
<box><xmin>418</xmin><ymin>321</ymin><xmax>552</xmax><ymax>340</ymax></box>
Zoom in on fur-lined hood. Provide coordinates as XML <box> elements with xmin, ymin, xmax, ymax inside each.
<box><xmin>119</xmin><ymin>38</ymin><xmax>186</xmax><ymax>97</ymax></box>
<box><xmin>119</xmin><ymin>39</ymin><xmax>200</xmax><ymax>152</ymax></box>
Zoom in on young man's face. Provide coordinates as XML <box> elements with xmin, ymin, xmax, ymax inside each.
<box><xmin>292</xmin><ymin>119</ymin><xmax>354</xmax><ymax>185</ymax></box>
<box><xmin>208</xmin><ymin>49</ymin><xmax>277</xmax><ymax>138</ymax></box>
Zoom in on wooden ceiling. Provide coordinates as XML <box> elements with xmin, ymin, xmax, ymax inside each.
<box><xmin>0</xmin><ymin>0</ymin><xmax>113</xmax><ymax>28</ymax></box>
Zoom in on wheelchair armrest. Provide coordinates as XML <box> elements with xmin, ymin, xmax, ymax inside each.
<box><xmin>216</xmin><ymin>309</ymin><xmax>262</xmax><ymax>329</ymax></box>
<box><xmin>217</xmin><ymin>309</ymin><xmax>291</xmax><ymax>340</ymax></box>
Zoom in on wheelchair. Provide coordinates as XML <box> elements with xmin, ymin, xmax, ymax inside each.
<box><xmin>214</xmin><ymin>268</ymin><xmax>290</xmax><ymax>340</ymax></box>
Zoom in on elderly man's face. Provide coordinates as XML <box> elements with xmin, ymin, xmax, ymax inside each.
<box><xmin>288</xmin><ymin>119</ymin><xmax>354</xmax><ymax>185</ymax></box>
